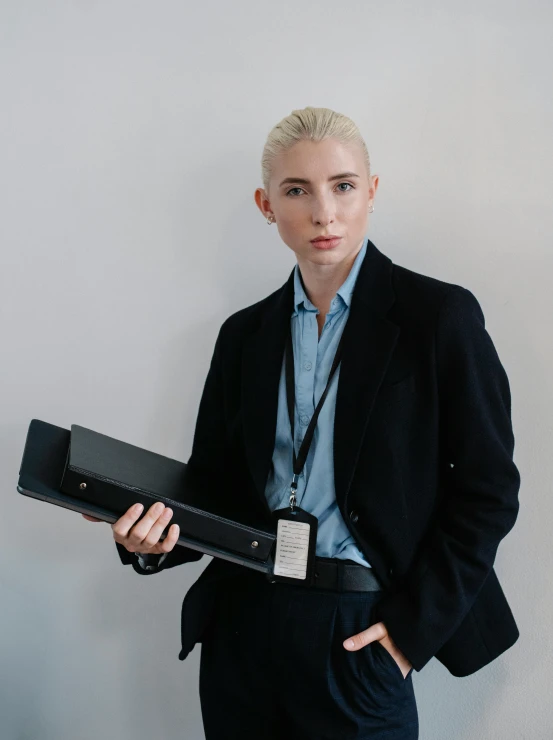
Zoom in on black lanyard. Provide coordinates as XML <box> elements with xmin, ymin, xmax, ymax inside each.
<box><xmin>284</xmin><ymin>320</ymin><xmax>347</xmax><ymax>510</ymax></box>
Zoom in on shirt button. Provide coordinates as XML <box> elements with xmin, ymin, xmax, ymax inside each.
<box><xmin>349</xmin><ymin>510</ymin><xmax>359</xmax><ymax>524</ymax></box>
<box><xmin>304</xmin><ymin>361</ymin><xmax>312</xmax><ymax>371</ymax></box>
<box><xmin>301</xmin><ymin>414</ymin><xmax>310</xmax><ymax>425</ymax></box>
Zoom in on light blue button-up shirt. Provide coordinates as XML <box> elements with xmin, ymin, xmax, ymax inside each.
<box><xmin>264</xmin><ymin>236</ymin><xmax>371</xmax><ymax>567</ymax></box>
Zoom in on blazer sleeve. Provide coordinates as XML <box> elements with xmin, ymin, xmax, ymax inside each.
<box><xmin>372</xmin><ymin>286</ymin><xmax>521</xmax><ymax>672</ymax></box>
<box><xmin>114</xmin><ymin>321</ymin><xmax>230</xmax><ymax>574</ymax></box>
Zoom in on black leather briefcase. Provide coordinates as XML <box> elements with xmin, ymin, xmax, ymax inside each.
<box><xmin>17</xmin><ymin>418</ymin><xmax>277</xmax><ymax>573</ymax></box>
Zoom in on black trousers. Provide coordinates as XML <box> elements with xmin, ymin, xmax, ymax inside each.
<box><xmin>199</xmin><ymin>565</ymin><xmax>419</xmax><ymax>739</ymax></box>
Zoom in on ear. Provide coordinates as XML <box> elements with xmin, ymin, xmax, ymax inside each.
<box><xmin>254</xmin><ymin>187</ymin><xmax>272</xmax><ymax>219</ymax></box>
<box><xmin>369</xmin><ymin>174</ymin><xmax>379</xmax><ymax>201</ymax></box>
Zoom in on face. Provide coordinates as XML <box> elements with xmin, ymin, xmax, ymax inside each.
<box><xmin>255</xmin><ymin>137</ymin><xmax>378</xmax><ymax>270</ymax></box>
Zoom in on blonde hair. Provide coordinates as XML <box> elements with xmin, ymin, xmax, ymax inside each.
<box><xmin>261</xmin><ymin>106</ymin><xmax>371</xmax><ymax>194</ymax></box>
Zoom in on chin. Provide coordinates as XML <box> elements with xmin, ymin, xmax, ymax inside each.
<box><xmin>302</xmin><ymin>249</ymin><xmax>340</xmax><ymax>261</ymax></box>
<box><xmin>308</xmin><ymin>244</ymin><xmax>349</xmax><ymax>260</ymax></box>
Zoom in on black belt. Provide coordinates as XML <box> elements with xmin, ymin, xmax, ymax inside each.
<box><xmin>270</xmin><ymin>556</ymin><xmax>383</xmax><ymax>592</ymax></box>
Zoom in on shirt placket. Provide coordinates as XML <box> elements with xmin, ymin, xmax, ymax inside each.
<box><xmin>293</xmin><ymin>306</ymin><xmax>318</xmax><ymax>509</ymax></box>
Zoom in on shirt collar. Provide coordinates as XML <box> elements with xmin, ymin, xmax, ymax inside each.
<box><xmin>292</xmin><ymin>236</ymin><xmax>368</xmax><ymax>316</ymax></box>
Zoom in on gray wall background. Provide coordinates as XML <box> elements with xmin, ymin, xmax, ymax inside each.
<box><xmin>1</xmin><ymin>1</ymin><xmax>551</xmax><ymax>738</ymax></box>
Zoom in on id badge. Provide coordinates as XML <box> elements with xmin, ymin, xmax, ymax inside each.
<box><xmin>269</xmin><ymin>506</ymin><xmax>318</xmax><ymax>585</ymax></box>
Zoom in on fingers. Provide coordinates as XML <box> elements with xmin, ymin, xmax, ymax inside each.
<box><xmin>112</xmin><ymin>503</ymin><xmax>145</xmax><ymax>541</ymax></box>
<box><xmin>156</xmin><ymin>522</ymin><xmax>180</xmax><ymax>554</ymax></box>
<box><xmin>82</xmin><ymin>514</ymin><xmax>103</xmax><ymax>522</ymax></box>
<box><xmin>112</xmin><ymin>501</ymin><xmax>177</xmax><ymax>554</ymax></box>
<box><xmin>137</xmin><ymin>503</ymin><xmax>175</xmax><ymax>552</ymax></box>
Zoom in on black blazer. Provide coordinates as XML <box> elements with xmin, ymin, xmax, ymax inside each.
<box><xmin>117</xmin><ymin>237</ymin><xmax>521</xmax><ymax>678</ymax></box>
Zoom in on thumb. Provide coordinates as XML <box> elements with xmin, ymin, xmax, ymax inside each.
<box><xmin>343</xmin><ymin>621</ymin><xmax>387</xmax><ymax>651</ymax></box>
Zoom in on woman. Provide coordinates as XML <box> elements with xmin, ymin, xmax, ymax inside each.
<box><xmin>85</xmin><ymin>107</ymin><xmax>520</xmax><ymax>739</ymax></box>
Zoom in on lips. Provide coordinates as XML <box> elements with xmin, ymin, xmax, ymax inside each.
<box><xmin>310</xmin><ymin>236</ymin><xmax>342</xmax><ymax>249</ymax></box>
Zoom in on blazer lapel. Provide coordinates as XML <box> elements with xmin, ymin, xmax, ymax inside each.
<box><xmin>241</xmin><ymin>238</ymin><xmax>400</xmax><ymax>514</ymax></box>
<box><xmin>333</xmin><ymin>243</ymin><xmax>399</xmax><ymax>509</ymax></box>
<box><xmin>241</xmin><ymin>269</ymin><xmax>295</xmax><ymax>514</ymax></box>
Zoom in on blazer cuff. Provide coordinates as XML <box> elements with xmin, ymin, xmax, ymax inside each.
<box><xmin>115</xmin><ymin>540</ymin><xmax>203</xmax><ymax>573</ymax></box>
<box><xmin>135</xmin><ymin>552</ymin><xmax>169</xmax><ymax>571</ymax></box>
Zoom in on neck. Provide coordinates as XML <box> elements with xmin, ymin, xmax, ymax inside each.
<box><xmin>297</xmin><ymin>243</ymin><xmax>363</xmax><ymax>315</ymax></box>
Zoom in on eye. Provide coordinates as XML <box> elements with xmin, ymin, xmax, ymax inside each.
<box><xmin>285</xmin><ymin>182</ymin><xmax>356</xmax><ymax>197</ymax></box>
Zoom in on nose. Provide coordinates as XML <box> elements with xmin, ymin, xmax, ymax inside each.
<box><xmin>311</xmin><ymin>196</ymin><xmax>336</xmax><ymax>226</ymax></box>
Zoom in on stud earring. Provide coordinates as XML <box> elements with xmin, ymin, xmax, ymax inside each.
<box><xmin>368</xmin><ymin>204</ymin><xmax>374</xmax><ymax>213</ymax></box>
<box><xmin>266</xmin><ymin>215</ymin><xmax>275</xmax><ymax>224</ymax></box>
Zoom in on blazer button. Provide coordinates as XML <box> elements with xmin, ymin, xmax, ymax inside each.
<box><xmin>389</xmin><ymin>567</ymin><xmax>394</xmax><ymax>576</ymax></box>
<box><xmin>349</xmin><ymin>510</ymin><xmax>359</xmax><ymax>524</ymax></box>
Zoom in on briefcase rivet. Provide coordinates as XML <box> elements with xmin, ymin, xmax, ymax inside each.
<box><xmin>79</xmin><ymin>482</ymin><xmax>87</xmax><ymax>490</ymax></box>
<box><xmin>251</xmin><ymin>540</ymin><xmax>259</xmax><ymax>548</ymax></box>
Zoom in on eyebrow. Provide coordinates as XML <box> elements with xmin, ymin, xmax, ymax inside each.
<box><xmin>278</xmin><ymin>172</ymin><xmax>361</xmax><ymax>188</ymax></box>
